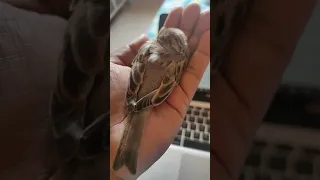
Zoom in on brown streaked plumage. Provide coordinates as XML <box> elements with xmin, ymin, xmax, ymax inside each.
<box><xmin>112</xmin><ymin>27</ymin><xmax>190</xmax><ymax>175</ymax></box>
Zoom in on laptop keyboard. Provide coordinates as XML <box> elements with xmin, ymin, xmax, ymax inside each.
<box><xmin>172</xmin><ymin>104</ymin><xmax>210</xmax><ymax>152</ymax></box>
<box><xmin>239</xmin><ymin>139</ymin><xmax>320</xmax><ymax>180</ymax></box>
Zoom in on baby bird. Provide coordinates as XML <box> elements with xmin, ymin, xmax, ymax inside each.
<box><xmin>112</xmin><ymin>27</ymin><xmax>190</xmax><ymax>175</ymax></box>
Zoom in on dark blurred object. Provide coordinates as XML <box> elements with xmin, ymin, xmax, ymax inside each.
<box><xmin>42</xmin><ymin>0</ymin><xmax>109</xmax><ymax>179</ymax></box>
<box><xmin>2</xmin><ymin>0</ymin><xmax>72</xmax><ymax>19</ymax></box>
<box><xmin>0</xmin><ymin>1</ymin><xmax>67</xmax><ymax>179</ymax></box>
<box><xmin>0</xmin><ymin>1</ymin><xmax>108</xmax><ymax>180</ymax></box>
<box><xmin>158</xmin><ymin>14</ymin><xmax>168</xmax><ymax>32</ymax></box>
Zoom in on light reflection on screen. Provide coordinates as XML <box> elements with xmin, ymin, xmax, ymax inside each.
<box><xmin>198</xmin><ymin>63</ymin><xmax>210</xmax><ymax>90</ymax></box>
<box><xmin>281</xmin><ymin>2</ymin><xmax>320</xmax><ymax>88</ymax></box>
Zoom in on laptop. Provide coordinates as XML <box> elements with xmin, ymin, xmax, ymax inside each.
<box><xmin>138</xmin><ymin>13</ymin><xmax>211</xmax><ymax>180</ymax></box>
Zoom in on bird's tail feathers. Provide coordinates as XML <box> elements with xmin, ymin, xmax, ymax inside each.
<box><xmin>112</xmin><ymin>111</ymin><xmax>146</xmax><ymax>175</ymax></box>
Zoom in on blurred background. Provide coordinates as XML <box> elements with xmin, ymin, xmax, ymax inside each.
<box><xmin>110</xmin><ymin>0</ymin><xmax>163</xmax><ymax>52</ymax></box>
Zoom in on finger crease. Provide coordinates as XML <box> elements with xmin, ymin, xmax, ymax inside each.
<box><xmin>185</xmin><ymin>68</ymin><xmax>201</xmax><ymax>82</ymax></box>
<box><xmin>220</xmin><ymin>73</ymin><xmax>255</xmax><ymax>145</ymax></box>
<box><xmin>177</xmin><ymin>85</ymin><xmax>192</xmax><ymax>103</ymax></box>
<box><xmin>195</xmin><ymin>48</ymin><xmax>210</xmax><ymax>57</ymax></box>
<box><xmin>221</xmin><ymin>72</ymin><xmax>252</xmax><ymax>121</ymax></box>
<box><xmin>164</xmin><ymin>100</ymin><xmax>183</xmax><ymax>120</ymax></box>
<box><xmin>212</xmin><ymin>149</ymin><xmax>234</xmax><ymax>179</ymax></box>
<box><xmin>127</xmin><ymin>44</ymin><xmax>139</xmax><ymax>58</ymax></box>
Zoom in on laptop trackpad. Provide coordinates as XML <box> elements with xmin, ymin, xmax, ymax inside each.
<box><xmin>137</xmin><ymin>147</ymin><xmax>182</xmax><ymax>180</ymax></box>
<box><xmin>178</xmin><ymin>153</ymin><xmax>210</xmax><ymax>180</ymax></box>
<box><xmin>137</xmin><ymin>146</ymin><xmax>210</xmax><ymax>180</ymax></box>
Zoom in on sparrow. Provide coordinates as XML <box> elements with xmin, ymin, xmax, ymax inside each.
<box><xmin>112</xmin><ymin>27</ymin><xmax>190</xmax><ymax>175</ymax></box>
<box><xmin>39</xmin><ymin>0</ymin><xmax>109</xmax><ymax>179</ymax></box>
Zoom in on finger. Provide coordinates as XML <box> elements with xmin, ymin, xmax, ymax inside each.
<box><xmin>179</xmin><ymin>3</ymin><xmax>201</xmax><ymax>38</ymax></box>
<box><xmin>182</xmin><ymin>30</ymin><xmax>210</xmax><ymax>98</ymax></box>
<box><xmin>220</xmin><ymin>0</ymin><xmax>317</xmax><ymax>122</ymax></box>
<box><xmin>188</xmin><ymin>10</ymin><xmax>210</xmax><ymax>53</ymax></box>
<box><xmin>164</xmin><ymin>6</ymin><xmax>183</xmax><ymax>28</ymax></box>
<box><xmin>165</xmin><ymin>31</ymin><xmax>210</xmax><ymax>116</ymax></box>
<box><xmin>111</xmin><ymin>34</ymin><xmax>149</xmax><ymax>66</ymax></box>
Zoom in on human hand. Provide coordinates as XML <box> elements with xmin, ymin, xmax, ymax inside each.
<box><xmin>212</xmin><ymin>0</ymin><xmax>318</xmax><ymax>179</ymax></box>
<box><xmin>110</xmin><ymin>3</ymin><xmax>210</xmax><ymax>179</ymax></box>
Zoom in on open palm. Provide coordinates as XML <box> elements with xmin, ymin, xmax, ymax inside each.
<box><xmin>109</xmin><ymin>3</ymin><xmax>210</xmax><ymax>179</ymax></box>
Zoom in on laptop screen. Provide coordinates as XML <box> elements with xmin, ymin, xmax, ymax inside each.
<box><xmin>198</xmin><ymin>64</ymin><xmax>210</xmax><ymax>90</ymax></box>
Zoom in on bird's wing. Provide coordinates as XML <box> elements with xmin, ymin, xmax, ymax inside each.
<box><xmin>133</xmin><ymin>71</ymin><xmax>177</xmax><ymax>112</ymax></box>
<box><xmin>175</xmin><ymin>59</ymin><xmax>188</xmax><ymax>84</ymax></box>
<box><xmin>126</xmin><ymin>45</ymin><xmax>150</xmax><ymax>108</ymax></box>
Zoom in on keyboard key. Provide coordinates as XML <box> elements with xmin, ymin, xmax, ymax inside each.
<box><xmin>268</xmin><ymin>156</ymin><xmax>287</xmax><ymax>171</ymax></box>
<box><xmin>189</xmin><ymin>116</ymin><xmax>195</xmax><ymax>122</ymax></box>
<box><xmin>191</xmin><ymin>123</ymin><xmax>196</xmax><ymax>130</ymax></box>
<box><xmin>194</xmin><ymin>111</ymin><xmax>200</xmax><ymax>115</ymax></box>
<box><xmin>304</xmin><ymin>148</ymin><xmax>320</xmax><ymax>157</ymax></box>
<box><xmin>184</xmin><ymin>139</ymin><xmax>210</xmax><ymax>152</ymax></box>
<box><xmin>178</xmin><ymin>129</ymin><xmax>182</xmax><ymax>136</ymax></box>
<box><xmin>252</xmin><ymin>140</ymin><xmax>267</xmax><ymax>152</ymax></box>
<box><xmin>187</xmin><ymin>109</ymin><xmax>192</xmax><ymax>114</ymax></box>
<box><xmin>202</xmin><ymin>111</ymin><xmax>208</xmax><ymax>117</ymax></box>
<box><xmin>199</xmin><ymin>125</ymin><xmax>205</xmax><ymax>132</ymax></box>
<box><xmin>253</xmin><ymin>173</ymin><xmax>271</xmax><ymax>180</ymax></box>
<box><xmin>245</xmin><ymin>153</ymin><xmax>261</xmax><ymax>167</ymax></box>
<box><xmin>276</xmin><ymin>144</ymin><xmax>293</xmax><ymax>152</ymax></box>
<box><xmin>182</xmin><ymin>122</ymin><xmax>187</xmax><ymax>128</ymax></box>
<box><xmin>203</xmin><ymin>133</ymin><xmax>209</xmax><ymax>141</ymax></box>
<box><xmin>185</xmin><ymin>131</ymin><xmax>191</xmax><ymax>138</ymax></box>
<box><xmin>194</xmin><ymin>132</ymin><xmax>200</xmax><ymax>139</ymax></box>
<box><xmin>173</xmin><ymin>136</ymin><xmax>181</xmax><ymax>145</ymax></box>
<box><xmin>197</xmin><ymin>117</ymin><xmax>203</xmax><ymax>123</ymax></box>
<box><xmin>296</xmin><ymin>160</ymin><xmax>313</xmax><ymax>175</ymax></box>
<box><xmin>205</xmin><ymin>119</ymin><xmax>210</xmax><ymax>125</ymax></box>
